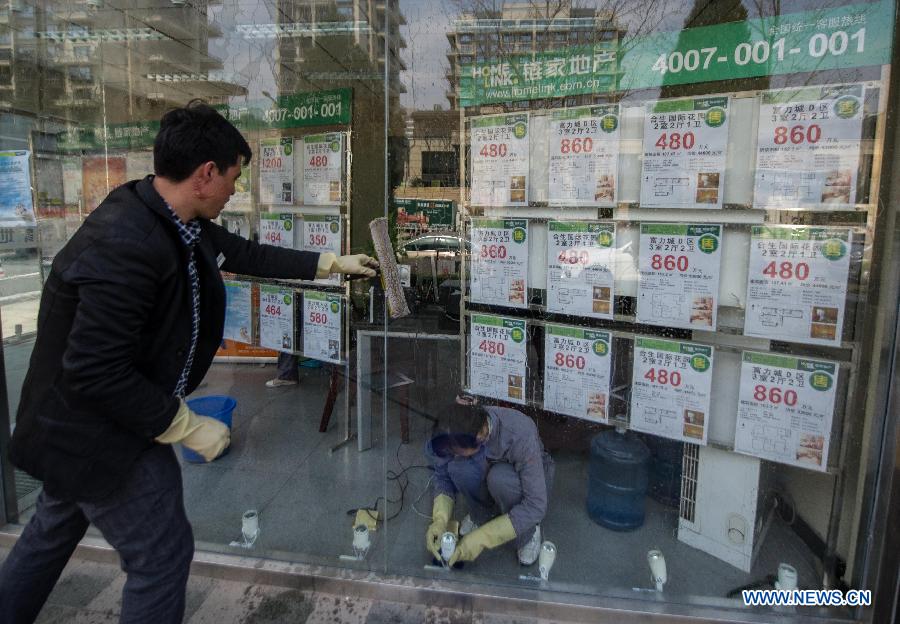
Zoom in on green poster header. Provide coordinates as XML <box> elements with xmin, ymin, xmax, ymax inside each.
<box><xmin>743</xmin><ymin>351</ymin><xmax>836</xmax><ymax>374</ymax></box>
<box><xmin>458</xmin><ymin>0</ymin><xmax>894</xmax><ymax>106</ymax></box>
<box><xmin>641</xmin><ymin>224</ymin><xmax>721</xmax><ymax>237</ymax></box>
<box><xmin>637</xmin><ymin>337</ymin><xmax>713</xmax><ymax>358</ymax></box>
<box><xmin>752</xmin><ymin>226</ymin><xmax>851</xmax><ymax>242</ymax></box>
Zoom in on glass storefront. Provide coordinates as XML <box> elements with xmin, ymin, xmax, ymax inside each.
<box><xmin>1</xmin><ymin>0</ymin><xmax>898</xmax><ymax>621</ymax></box>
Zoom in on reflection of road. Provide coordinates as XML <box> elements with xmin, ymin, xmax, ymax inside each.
<box><xmin>0</xmin><ymin>253</ymin><xmax>42</xmax><ymax>298</ymax></box>
<box><xmin>0</xmin><ymin>253</ymin><xmax>42</xmax><ymax>340</ymax></box>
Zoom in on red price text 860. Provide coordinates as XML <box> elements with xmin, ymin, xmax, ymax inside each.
<box><xmin>651</xmin><ymin>254</ymin><xmax>689</xmax><ymax>271</ymax></box>
<box><xmin>554</xmin><ymin>353</ymin><xmax>585</xmax><ymax>369</ymax></box>
<box><xmin>753</xmin><ymin>385</ymin><xmax>798</xmax><ymax>406</ymax></box>
<box><xmin>480</xmin><ymin>244</ymin><xmax>507</xmax><ymax>259</ymax></box>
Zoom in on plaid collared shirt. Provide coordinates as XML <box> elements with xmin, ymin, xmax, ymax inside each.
<box><xmin>163</xmin><ymin>202</ymin><xmax>202</xmax><ymax>398</ymax></box>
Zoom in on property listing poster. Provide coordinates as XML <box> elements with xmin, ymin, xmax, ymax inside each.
<box><xmin>744</xmin><ymin>226</ymin><xmax>851</xmax><ymax>346</ymax></box>
<box><xmin>302</xmin><ymin>291</ymin><xmax>342</xmax><ymax>364</ymax></box>
<box><xmin>546</xmin><ymin>221</ymin><xmax>616</xmax><ymax>319</ymax></box>
<box><xmin>640</xmin><ymin>97</ymin><xmax>730</xmax><ymax>209</ymax></box>
<box><xmin>543</xmin><ymin>325</ymin><xmax>612</xmax><ymax>423</ymax></box>
<box><xmin>303</xmin><ymin>133</ymin><xmax>343</xmax><ymax>205</ymax></box>
<box><xmin>470</xmin><ymin>218</ymin><xmax>528</xmax><ymax>308</ymax></box>
<box><xmin>754</xmin><ymin>84</ymin><xmax>865</xmax><ymax>210</ymax></box>
<box><xmin>0</xmin><ymin>151</ymin><xmax>35</xmax><ymax>225</ymax></box>
<box><xmin>303</xmin><ymin>214</ymin><xmax>342</xmax><ymax>284</ymax></box>
<box><xmin>223</xmin><ymin>280</ymin><xmax>252</xmax><ymax>344</ymax></box>
<box><xmin>735</xmin><ymin>351</ymin><xmax>838</xmax><ymax>472</ymax></box>
<box><xmin>470</xmin><ymin>114</ymin><xmax>529</xmax><ymax>206</ymax></box>
<box><xmin>636</xmin><ymin>224</ymin><xmax>722</xmax><ymax>330</ymax></box>
<box><xmin>631</xmin><ymin>337</ymin><xmax>714</xmax><ymax>445</ymax></box>
<box><xmin>82</xmin><ymin>156</ymin><xmax>126</xmax><ymax>213</ymax></box>
<box><xmin>259</xmin><ymin>137</ymin><xmax>294</xmax><ymax>204</ymax></box>
<box><xmin>548</xmin><ymin>105</ymin><xmax>620</xmax><ymax>206</ymax></box>
<box><xmin>259</xmin><ymin>213</ymin><xmax>295</xmax><ymax>249</ymax></box>
<box><xmin>469</xmin><ymin>315</ymin><xmax>527</xmax><ymax>405</ymax></box>
<box><xmin>259</xmin><ymin>285</ymin><xmax>295</xmax><ymax>353</ymax></box>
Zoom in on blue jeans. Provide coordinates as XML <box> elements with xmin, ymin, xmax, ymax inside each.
<box><xmin>445</xmin><ymin>449</ymin><xmax>553</xmax><ymax>549</ymax></box>
<box><xmin>276</xmin><ymin>352</ymin><xmax>299</xmax><ymax>381</ymax></box>
<box><xmin>0</xmin><ymin>444</ymin><xmax>194</xmax><ymax>624</ymax></box>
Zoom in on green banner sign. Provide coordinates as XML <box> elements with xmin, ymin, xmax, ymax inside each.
<box><xmin>58</xmin><ymin>121</ymin><xmax>160</xmax><ymax>151</ymax></box>
<box><xmin>395</xmin><ymin>199</ymin><xmax>455</xmax><ymax>228</ymax></box>
<box><xmin>458</xmin><ymin>0</ymin><xmax>894</xmax><ymax>106</ymax></box>
<box><xmin>57</xmin><ymin>89</ymin><xmax>352</xmax><ymax>151</ymax></box>
<box><xmin>216</xmin><ymin>89</ymin><xmax>351</xmax><ymax>130</ymax></box>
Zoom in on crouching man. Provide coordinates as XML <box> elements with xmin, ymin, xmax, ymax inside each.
<box><xmin>425</xmin><ymin>401</ymin><xmax>554</xmax><ymax>567</ymax></box>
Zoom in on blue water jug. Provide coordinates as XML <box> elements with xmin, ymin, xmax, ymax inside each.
<box><xmin>587</xmin><ymin>426</ymin><xmax>651</xmax><ymax>531</ymax></box>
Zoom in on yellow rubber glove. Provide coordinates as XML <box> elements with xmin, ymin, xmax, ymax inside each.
<box><xmin>315</xmin><ymin>252</ymin><xmax>379</xmax><ymax>278</ymax></box>
<box><xmin>155</xmin><ymin>400</ymin><xmax>230</xmax><ymax>462</ymax></box>
<box><xmin>448</xmin><ymin>514</ymin><xmax>516</xmax><ymax>566</ymax></box>
<box><xmin>425</xmin><ymin>494</ymin><xmax>454</xmax><ymax>560</ymax></box>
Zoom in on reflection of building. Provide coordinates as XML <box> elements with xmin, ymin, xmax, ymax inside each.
<box><xmin>270</xmin><ymin>0</ymin><xmax>406</xmax><ymax>101</ymax></box>
<box><xmin>404</xmin><ymin>108</ymin><xmax>458</xmax><ymax>187</ymax></box>
<box><xmin>445</xmin><ymin>1</ymin><xmax>624</xmax><ymax>114</ymax></box>
<box><xmin>2</xmin><ymin>1</ymin><xmax>245</xmax><ymax>125</ymax></box>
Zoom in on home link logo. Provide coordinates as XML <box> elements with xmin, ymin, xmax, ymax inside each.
<box><xmin>330</xmin><ymin>140</ymin><xmax>341</xmax><ymax>152</ymax></box>
<box><xmin>810</xmin><ymin>372</ymin><xmax>833</xmax><ymax>392</ymax></box>
<box><xmin>690</xmin><ymin>354</ymin><xmax>710</xmax><ymax>372</ymax></box>
<box><xmin>819</xmin><ymin>239</ymin><xmax>846</xmax><ymax>261</ymax></box>
<box><xmin>512</xmin><ymin>227</ymin><xmax>527</xmax><ymax>244</ymax></box>
<box><xmin>593</xmin><ymin>340</ymin><xmax>609</xmax><ymax>356</ymax></box>
<box><xmin>330</xmin><ymin>301</ymin><xmax>340</xmax><ymax>314</ymax></box>
<box><xmin>698</xmin><ymin>234</ymin><xmax>718</xmax><ymax>254</ymax></box>
<box><xmin>834</xmin><ymin>96</ymin><xmax>860</xmax><ymax>119</ymax></box>
<box><xmin>282</xmin><ymin>142</ymin><xmax>293</xmax><ymax>156</ymax></box>
<box><xmin>596</xmin><ymin>230</ymin><xmax>614</xmax><ymax>247</ymax></box>
<box><xmin>283</xmin><ymin>218</ymin><xmax>293</xmax><ymax>231</ymax></box>
<box><xmin>600</xmin><ymin>114</ymin><xmax>618</xmax><ymax>133</ymax></box>
<box><xmin>283</xmin><ymin>294</ymin><xmax>292</xmax><ymax>305</ymax></box>
<box><xmin>513</xmin><ymin>122</ymin><xmax>527</xmax><ymax>139</ymax></box>
<box><xmin>510</xmin><ymin>327</ymin><xmax>525</xmax><ymax>343</ymax></box>
<box><xmin>329</xmin><ymin>221</ymin><xmax>339</xmax><ymax>233</ymax></box>
<box><xmin>705</xmin><ymin>107</ymin><xmax>726</xmax><ymax>128</ymax></box>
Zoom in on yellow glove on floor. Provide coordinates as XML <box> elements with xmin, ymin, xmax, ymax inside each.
<box><xmin>315</xmin><ymin>252</ymin><xmax>379</xmax><ymax>278</ymax></box>
<box><xmin>425</xmin><ymin>494</ymin><xmax>454</xmax><ymax>560</ymax></box>
<box><xmin>448</xmin><ymin>514</ymin><xmax>516</xmax><ymax>566</ymax></box>
<box><xmin>155</xmin><ymin>400</ymin><xmax>230</xmax><ymax>462</ymax></box>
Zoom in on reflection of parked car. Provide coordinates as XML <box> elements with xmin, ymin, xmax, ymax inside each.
<box><xmin>397</xmin><ymin>234</ymin><xmax>470</xmax><ymax>259</ymax></box>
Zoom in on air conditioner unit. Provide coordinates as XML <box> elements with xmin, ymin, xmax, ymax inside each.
<box><xmin>678</xmin><ymin>445</ymin><xmax>772</xmax><ymax>572</ymax></box>
<box><xmin>85</xmin><ymin>0</ymin><xmax>103</xmax><ymax>8</ymax></box>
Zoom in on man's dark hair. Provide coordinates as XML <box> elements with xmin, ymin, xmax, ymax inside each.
<box><xmin>154</xmin><ymin>99</ymin><xmax>252</xmax><ymax>181</ymax></box>
<box><xmin>444</xmin><ymin>403</ymin><xmax>489</xmax><ymax>451</ymax></box>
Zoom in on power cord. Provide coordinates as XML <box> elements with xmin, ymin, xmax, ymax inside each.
<box><xmin>347</xmin><ymin>437</ymin><xmax>433</xmax><ymax>523</ymax></box>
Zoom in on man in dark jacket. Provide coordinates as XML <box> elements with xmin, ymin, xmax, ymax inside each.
<box><xmin>0</xmin><ymin>101</ymin><xmax>376</xmax><ymax>624</ymax></box>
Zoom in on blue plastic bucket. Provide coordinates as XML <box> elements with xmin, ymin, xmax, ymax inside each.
<box><xmin>181</xmin><ymin>395</ymin><xmax>236</xmax><ymax>464</ymax></box>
